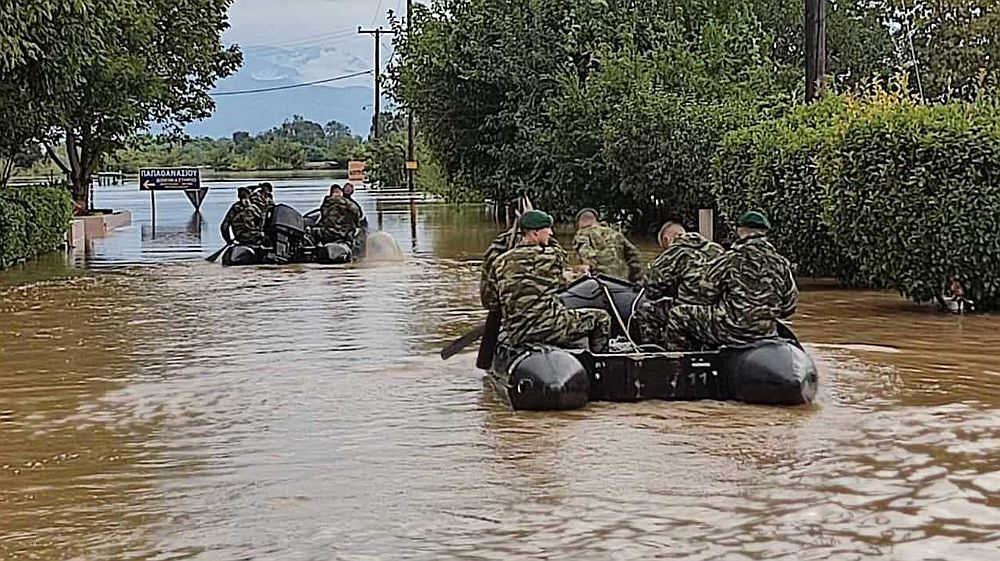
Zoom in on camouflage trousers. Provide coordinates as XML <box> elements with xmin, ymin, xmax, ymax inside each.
<box><xmin>516</xmin><ymin>308</ymin><xmax>611</xmax><ymax>352</ymax></box>
<box><xmin>633</xmin><ymin>298</ymin><xmax>672</xmax><ymax>346</ymax></box>
<box><xmin>665</xmin><ymin>304</ymin><xmax>775</xmax><ymax>350</ymax></box>
<box><xmin>233</xmin><ymin>228</ymin><xmax>266</xmax><ymax>247</ymax></box>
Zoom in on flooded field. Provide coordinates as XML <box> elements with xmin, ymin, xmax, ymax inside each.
<box><xmin>1</xmin><ymin>181</ymin><xmax>997</xmax><ymax>560</ymax></box>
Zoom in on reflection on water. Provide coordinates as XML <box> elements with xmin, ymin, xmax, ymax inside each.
<box><xmin>1</xmin><ymin>180</ymin><xmax>998</xmax><ymax>560</ymax></box>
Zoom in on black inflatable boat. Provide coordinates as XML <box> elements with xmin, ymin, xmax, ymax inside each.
<box><xmin>222</xmin><ymin>203</ymin><xmax>365</xmax><ymax>266</ymax></box>
<box><xmin>488</xmin><ymin>276</ymin><xmax>818</xmax><ymax>410</ymax></box>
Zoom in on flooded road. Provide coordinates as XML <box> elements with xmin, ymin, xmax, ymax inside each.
<box><xmin>1</xmin><ymin>181</ymin><xmax>998</xmax><ymax>560</ymax></box>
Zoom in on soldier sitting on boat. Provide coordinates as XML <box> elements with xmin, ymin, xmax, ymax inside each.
<box><xmin>572</xmin><ymin>208</ymin><xmax>644</xmax><ymax>283</ymax></box>
<box><xmin>634</xmin><ymin>221</ymin><xmax>723</xmax><ymax>346</ymax></box>
<box><xmin>664</xmin><ymin>211</ymin><xmax>798</xmax><ymax>350</ymax></box>
<box><xmin>250</xmin><ymin>182</ymin><xmax>275</xmax><ymax>214</ymax></box>
<box><xmin>221</xmin><ymin>186</ymin><xmax>266</xmax><ymax>246</ymax></box>
<box><xmin>312</xmin><ymin>184</ymin><xmax>362</xmax><ymax>246</ymax></box>
<box><xmin>492</xmin><ymin>210</ymin><xmax>611</xmax><ymax>351</ymax></box>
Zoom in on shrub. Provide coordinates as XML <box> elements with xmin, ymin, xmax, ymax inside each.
<box><xmin>0</xmin><ymin>184</ymin><xmax>73</xmax><ymax>269</ymax></box>
<box><xmin>822</xmin><ymin>99</ymin><xmax>1000</xmax><ymax>309</ymax></box>
<box><xmin>713</xmin><ymin>96</ymin><xmax>856</xmax><ymax>279</ymax></box>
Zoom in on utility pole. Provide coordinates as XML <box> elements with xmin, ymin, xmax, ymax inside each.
<box><xmin>406</xmin><ymin>0</ymin><xmax>416</xmax><ymax>193</ymax></box>
<box><xmin>358</xmin><ymin>26</ymin><xmax>385</xmax><ymax>138</ymax></box>
<box><xmin>805</xmin><ymin>0</ymin><xmax>827</xmax><ymax>102</ymax></box>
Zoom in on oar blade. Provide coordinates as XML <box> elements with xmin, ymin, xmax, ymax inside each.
<box><xmin>441</xmin><ymin>323</ymin><xmax>487</xmax><ymax>360</ymax></box>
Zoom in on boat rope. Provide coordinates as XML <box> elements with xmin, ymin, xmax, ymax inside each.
<box><xmin>596</xmin><ymin>279</ymin><xmax>642</xmax><ymax>354</ymax></box>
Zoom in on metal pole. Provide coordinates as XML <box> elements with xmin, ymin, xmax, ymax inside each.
<box><xmin>358</xmin><ymin>26</ymin><xmax>385</xmax><ymax>138</ymax></box>
<box><xmin>374</xmin><ymin>30</ymin><xmax>381</xmax><ymax>139</ymax></box>
<box><xmin>406</xmin><ymin>0</ymin><xmax>415</xmax><ymax>193</ymax></box>
<box><xmin>150</xmin><ymin>190</ymin><xmax>156</xmax><ymax>238</ymax></box>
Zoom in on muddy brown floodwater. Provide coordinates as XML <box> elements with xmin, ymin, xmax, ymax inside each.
<box><xmin>1</xmin><ymin>181</ymin><xmax>998</xmax><ymax>560</ymax></box>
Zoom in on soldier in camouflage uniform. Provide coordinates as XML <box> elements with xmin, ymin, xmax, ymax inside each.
<box><xmin>572</xmin><ymin>208</ymin><xmax>644</xmax><ymax>283</ymax></box>
<box><xmin>250</xmin><ymin>182</ymin><xmax>275</xmax><ymax>214</ymax></box>
<box><xmin>665</xmin><ymin>211</ymin><xmax>798</xmax><ymax>350</ymax></box>
<box><xmin>493</xmin><ymin>210</ymin><xmax>610</xmax><ymax>350</ymax></box>
<box><xmin>221</xmin><ymin>187</ymin><xmax>266</xmax><ymax>246</ymax></box>
<box><xmin>314</xmin><ymin>184</ymin><xmax>361</xmax><ymax>245</ymax></box>
<box><xmin>634</xmin><ymin>222</ymin><xmax>724</xmax><ymax>345</ymax></box>
<box><xmin>480</xmin><ymin>218</ymin><xmax>562</xmax><ymax>310</ymax></box>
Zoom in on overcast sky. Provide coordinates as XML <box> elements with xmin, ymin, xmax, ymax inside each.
<box><xmin>223</xmin><ymin>0</ymin><xmax>411</xmax><ymax>86</ymax></box>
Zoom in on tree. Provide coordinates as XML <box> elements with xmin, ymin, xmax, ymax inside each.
<box><xmin>0</xmin><ymin>1</ymin><xmax>113</xmax><ymax>188</ymax></box>
<box><xmin>43</xmin><ymin>0</ymin><xmax>241</xmax><ymax>209</ymax></box>
<box><xmin>324</xmin><ymin>120</ymin><xmax>353</xmax><ymax>139</ymax></box>
<box><xmin>905</xmin><ymin>0</ymin><xmax>1000</xmax><ymax>101</ymax></box>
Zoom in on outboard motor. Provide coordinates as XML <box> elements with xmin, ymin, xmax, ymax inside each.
<box><xmin>266</xmin><ymin>204</ymin><xmax>306</xmax><ymax>263</ymax></box>
<box><xmin>498</xmin><ymin>347</ymin><xmax>590</xmax><ymax>410</ymax></box>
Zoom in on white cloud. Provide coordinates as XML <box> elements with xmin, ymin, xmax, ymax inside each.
<box><xmin>224</xmin><ymin>0</ymin><xmax>402</xmax><ymax>88</ymax></box>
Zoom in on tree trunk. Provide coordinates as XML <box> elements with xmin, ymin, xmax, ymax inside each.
<box><xmin>64</xmin><ymin>130</ymin><xmax>93</xmax><ymax>213</ymax></box>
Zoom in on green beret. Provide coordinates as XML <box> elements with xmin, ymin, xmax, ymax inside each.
<box><xmin>575</xmin><ymin>208</ymin><xmax>599</xmax><ymax>222</ymax></box>
<box><xmin>519</xmin><ymin>210</ymin><xmax>554</xmax><ymax>231</ymax></box>
<box><xmin>738</xmin><ymin>210</ymin><xmax>771</xmax><ymax>231</ymax></box>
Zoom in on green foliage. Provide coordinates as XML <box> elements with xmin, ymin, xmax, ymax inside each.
<box><xmin>0</xmin><ymin>184</ymin><xmax>73</xmax><ymax>269</ymax></box>
<box><xmin>906</xmin><ymin>0</ymin><xmax>1000</xmax><ymax>101</ymax></box>
<box><xmin>714</xmin><ymin>91</ymin><xmax>1000</xmax><ymax>309</ymax></box>
<box><xmin>390</xmin><ymin>0</ymin><xmax>796</xmax><ymax>220</ymax></box>
<box><xmin>823</xmin><ymin>98</ymin><xmax>1000</xmax><ymax>309</ymax></box>
<box><xmin>109</xmin><ymin>117</ymin><xmax>362</xmax><ymax>172</ymax></box>
<box><xmin>713</xmin><ymin>97</ymin><xmax>853</xmax><ymax>278</ymax></box>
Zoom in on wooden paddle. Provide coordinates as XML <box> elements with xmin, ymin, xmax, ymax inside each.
<box><xmin>440</xmin><ymin>322</ymin><xmax>487</xmax><ymax>360</ymax></box>
<box><xmin>205</xmin><ymin>244</ymin><xmax>230</xmax><ymax>263</ymax></box>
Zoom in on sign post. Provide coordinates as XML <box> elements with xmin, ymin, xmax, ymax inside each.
<box><xmin>139</xmin><ymin>168</ymin><xmax>206</xmax><ymax>234</ymax></box>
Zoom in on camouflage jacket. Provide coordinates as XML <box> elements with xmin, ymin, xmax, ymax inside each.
<box><xmin>250</xmin><ymin>190</ymin><xmax>274</xmax><ymax>214</ymax></box>
<box><xmin>573</xmin><ymin>223</ymin><xmax>644</xmax><ymax>282</ymax></box>
<box><xmin>645</xmin><ymin>232</ymin><xmax>724</xmax><ymax>303</ymax></box>
<box><xmin>223</xmin><ymin>200</ymin><xmax>264</xmax><ymax>244</ymax></box>
<box><xmin>492</xmin><ymin>241</ymin><xmax>571</xmax><ymax>345</ymax></box>
<box><xmin>699</xmin><ymin>234</ymin><xmax>798</xmax><ymax>336</ymax></box>
<box><xmin>319</xmin><ymin>196</ymin><xmax>361</xmax><ymax>237</ymax></box>
<box><xmin>480</xmin><ymin>231</ymin><xmax>562</xmax><ymax>310</ymax></box>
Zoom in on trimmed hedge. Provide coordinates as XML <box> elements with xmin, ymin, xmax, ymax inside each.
<box><xmin>0</xmin><ymin>184</ymin><xmax>74</xmax><ymax>269</ymax></box>
<box><xmin>713</xmin><ymin>94</ymin><xmax>1000</xmax><ymax>310</ymax></box>
<box><xmin>713</xmin><ymin>97</ymin><xmax>854</xmax><ymax>279</ymax></box>
<box><xmin>824</xmin><ymin>101</ymin><xmax>1000</xmax><ymax>309</ymax></box>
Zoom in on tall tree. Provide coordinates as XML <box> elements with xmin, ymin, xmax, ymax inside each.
<box><xmin>44</xmin><ymin>0</ymin><xmax>241</xmax><ymax>209</ymax></box>
<box><xmin>0</xmin><ymin>1</ymin><xmax>111</xmax><ymax>188</ymax></box>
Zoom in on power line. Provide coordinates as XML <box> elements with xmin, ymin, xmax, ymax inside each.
<box><xmin>212</xmin><ymin>70</ymin><xmax>373</xmax><ymax>96</ymax></box>
<box><xmin>370</xmin><ymin>0</ymin><xmax>385</xmax><ymax>26</ymax></box>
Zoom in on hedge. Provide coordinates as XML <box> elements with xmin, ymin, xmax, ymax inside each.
<box><xmin>713</xmin><ymin>94</ymin><xmax>1000</xmax><ymax>310</ymax></box>
<box><xmin>823</xmin><ymin>101</ymin><xmax>1000</xmax><ymax>309</ymax></box>
<box><xmin>0</xmin><ymin>184</ymin><xmax>74</xmax><ymax>269</ymax></box>
<box><xmin>713</xmin><ymin>97</ymin><xmax>854</xmax><ymax>279</ymax></box>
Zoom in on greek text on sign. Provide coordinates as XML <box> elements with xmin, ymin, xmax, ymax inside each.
<box><xmin>139</xmin><ymin>168</ymin><xmax>201</xmax><ymax>191</ymax></box>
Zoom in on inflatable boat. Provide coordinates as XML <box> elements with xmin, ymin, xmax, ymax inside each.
<box><xmin>222</xmin><ymin>203</ymin><xmax>366</xmax><ymax>266</ymax></box>
<box><xmin>487</xmin><ymin>276</ymin><xmax>818</xmax><ymax>410</ymax></box>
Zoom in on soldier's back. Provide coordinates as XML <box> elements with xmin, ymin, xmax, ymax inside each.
<box><xmin>574</xmin><ymin>224</ymin><xmax>630</xmax><ymax>279</ymax></box>
<box><xmin>716</xmin><ymin>235</ymin><xmax>797</xmax><ymax>334</ymax></box>
<box><xmin>494</xmin><ymin>244</ymin><xmax>568</xmax><ymax>344</ymax></box>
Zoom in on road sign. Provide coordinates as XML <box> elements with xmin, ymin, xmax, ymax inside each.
<box><xmin>348</xmin><ymin>161</ymin><xmax>367</xmax><ymax>183</ymax></box>
<box><xmin>405</xmin><ymin>160</ymin><xmax>418</xmax><ymax>170</ymax></box>
<box><xmin>139</xmin><ymin>168</ymin><xmax>201</xmax><ymax>191</ymax></box>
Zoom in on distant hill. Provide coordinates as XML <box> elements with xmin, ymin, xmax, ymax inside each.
<box><xmin>184</xmin><ymin>45</ymin><xmax>377</xmax><ymax>139</ymax></box>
